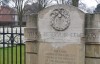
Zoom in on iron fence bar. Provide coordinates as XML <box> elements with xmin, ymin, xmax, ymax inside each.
<box><xmin>0</xmin><ymin>12</ymin><xmax>28</xmax><ymax>15</ymax></box>
<box><xmin>5</xmin><ymin>27</ymin><xmax>8</xmax><ymax>64</ymax></box>
<box><xmin>0</xmin><ymin>33</ymin><xmax>24</xmax><ymax>35</ymax></box>
<box><xmin>11</xmin><ymin>26</ymin><xmax>14</xmax><ymax>64</ymax></box>
<box><xmin>16</xmin><ymin>28</ymin><xmax>18</xmax><ymax>64</ymax></box>
<box><xmin>15</xmin><ymin>28</ymin><xmax>17</xmax><ymax>64</ymax></box>
<box><xmin>0</xmin><ymin>21</ymin><xmax>26</xmax><ymax>22</ymax></box>
<box><xmin>0</xmin><ymin>14</ymin><xmax>18</xmax><ymax>15</ymax></box>
<box><xmin>20</xmin><ymin>26</ymin><xmax>22</xmax><ymax>64</ymax></box>
<box><xmin>0</xmin><ymin>27</ymin><xmax>1</xmax><ymax>64</ymax></box>
<box><xmin>0</xmin><ymin>21</ymin><xmax>18</xmax><ymax>22</ymax></box>
<box><xmin>7</xmin><ymin>41</ymin><xmax>10</xmax><ymax>64</ymax></box>
<box><xmin>24</xmin><ymin>44</ymin><xmax>26</xmax><ymax>64</ymax></box>
<box><xmin>0</xmin><ymin>49</ymin><xmax>1</xmax><ymax>64</ymax></box>
<box><xmin>0</xmin><ymin>25</ymin><xmax>25</xmax><ymax>64</ymax></box>
<box><xmin>3</xmin><ymin>26</ymin><xmax>5</xmax><ymax>64</ymax></box>
<box><xmin>16</xmin><ymin>44</ymin><xmax>18</xmax><ymax>64</ymax></box>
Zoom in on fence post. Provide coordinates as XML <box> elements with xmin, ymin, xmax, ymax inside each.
<box><xmin>24</xmin><ymin>14</ymin><xmax>38</xmax><ymax>64</ymax></box>
<box><xmin>85</xmin><ymin>14</ymin><xmax>100</xmax><ymax>64</ymax></box>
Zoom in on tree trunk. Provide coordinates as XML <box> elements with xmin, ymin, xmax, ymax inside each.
<box><xmin>72</xmin><ymin>0</ymin><xmax>79</xmax><ymax>7</ymax></box>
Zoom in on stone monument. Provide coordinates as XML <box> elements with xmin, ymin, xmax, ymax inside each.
<box><xmin>25</xmin><ymin>4</ymin><xmax>85</xmax><ymax>64</ymax></box>
<box><xmin>38</xmin><ymin>5</ymin><xmax>85</xmax><ymax>64</ymax></box>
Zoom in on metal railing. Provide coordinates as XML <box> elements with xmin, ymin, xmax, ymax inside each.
<box><xmin>0</xmin><ymin>13</ymin><xmax>26</xmax><ymax>64</ymax></box>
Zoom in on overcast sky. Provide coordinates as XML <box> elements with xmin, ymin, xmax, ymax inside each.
<box><xmin>8</xmin><ymin>0</ymin><xmax>99</xmax><ymax>8</ymax></box>
<box><xmin>81</xmin><ymin>0</ymin><xmax>98</xmax><ymax>8</ymax></box>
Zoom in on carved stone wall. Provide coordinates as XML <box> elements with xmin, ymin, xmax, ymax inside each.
<box><xmin>38</xmin><ymin>5</ymin><xmax>85</xmax><ymax>64</ymax></box>
<box><xmin>85</xmin><ymin>14</ymin><xmax>100</xmax><ymax>64</ymax></box>
<box><xmin>25</xmin><ymin>4</ymin><xmax>85</xmax><ymax>64</ymax></box>
<box><xmin>24</xmin><ymin>14</ymin><xmax>39</xmax><ymax>64</ymax></box>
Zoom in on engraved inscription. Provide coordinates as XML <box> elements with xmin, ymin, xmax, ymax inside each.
<box><xmin>45</xmin><ymin>50</ymin><xmax>75</xmax><ymax>64</ymax></box>
<box><xmin>26</xmin><ymin>42</ymin><xmax>38</xmax><ymax>53</ymax></box>
<box><xmin>24</xmin><ymin>28</ymin><xmax>38</xmax><ymax>41</ymax></box>
<box><xmin>50</xmin><ymin>8</ymin><xmax>70</xmax><ymax>31</ymax></box>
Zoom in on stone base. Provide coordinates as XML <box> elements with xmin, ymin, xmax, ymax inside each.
<box><xmin>38</xmin><ymin>43</ymin><xmax>85</xmax><ymax>64</ymax></box>
<box><xmin>26</xmin><ymin>42</ymin><xmax>39</xmax><ymax>53</ymax></box>
<box><xmin>26</xmin><ymin>53</ymin><xmax>38</xmax><ymax>64</ymax></box>
<box><xmin>85</xmin><ymin>44</ymin><xmax>100</xmax><ymax>64</ymax></box>
<box><xmin>26</xmin><ymin>42</ymin><xmax>39</xmax><ymax>64</ymax></box>
<box><xmin>86</xmin><ymin>45</ymin><xmax>100</xmax><ymax>57</ymax></box>
<box><xmin>86</xmin><ymin>58</ymin><xmax>100</xmax><ymax>64</ymax></box>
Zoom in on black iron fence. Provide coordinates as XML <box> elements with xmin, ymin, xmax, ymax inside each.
<box><xmin>0</xmin><ymin>26</ymin><xmax>26</xmax><ymax>64</ymax></box>
<box><xmin>0</xmin><ymin>13</ymin><xmax>27</xmax><ymax>64</ymax></box>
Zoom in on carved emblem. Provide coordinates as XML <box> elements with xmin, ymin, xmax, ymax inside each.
<box><xmin>50</xmin><ymin>8</ymin><xmax>70</xmax><ymax>31</ymax></box>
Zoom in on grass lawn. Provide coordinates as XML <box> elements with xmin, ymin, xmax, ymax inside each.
<box><xmin>0</xmin><ymin>45</ymin><xmax>25</xmax><ymax>64</ymax></box>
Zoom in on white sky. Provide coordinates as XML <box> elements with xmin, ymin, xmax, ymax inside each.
<box><xmin>81</xmin><ymin>0</ymin><xmax>98</xmax><ymax>8</ymax></box>
<box><xmin>8</xmin><ymin>0</ymin><xmax>99</xmax><ymax>8</ymax></box>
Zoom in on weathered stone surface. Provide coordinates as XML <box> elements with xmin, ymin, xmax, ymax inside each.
<box><xmin>26</xmin><ymin>53</ymin><xmax>38</xmax><ymax>64</ymax></box>
<box><xmin>26</xmin><ymin>42</ymin><xmax>39</xmax><ymax>53</ymax></box>
<box><xmin>85</xmin><ymin>14</ymin><xmax>100</xmax><ymax>43</ymax></box>
<box><xmin>38</xmin><ymin>4</ymin><xmax>85</xmax><ymax>64</ymax></box>
<box><xmin>38</xmin><ymin>43</ymin><xmax>85</xmax><ymax>64</ymax></box>
<box><xmin>86</xmin><ymin>58</ymin><xmax>100</xmax><ymax>64</ymax></box>
<box><xmin>86</xmin><ymin>45</ymin><xmax>100</xmax><ymax>57</ymax></box>
<box><xmin>85</xmin><ymin>14</ymin><xmax>100</xmax><ymax>64</ymax></box>
<box><xmin>24</xmin><ymin>28</ymin><xmax>38</xmax><ymax>41</ymax></box>
<box><xmin>26</xmin><ymin>14</ymin><xmax>38</xmax><ymax>28</ymax></box>
<box><xmin>38</xmin><ymin>5</ymin><xmax>85</xmax><ymax>43</ymax></box>
<box><xmin>25</xmin><ymin>4</ymin><xmax>85</xmax><ymax>64</ymax></box>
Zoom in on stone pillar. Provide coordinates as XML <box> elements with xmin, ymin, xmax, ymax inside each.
<box><xmin>24</xmin><ymin>14</ymin><xmax>38</xmax><ymax>64</ymax></box>
<box><xmin>85</xmin><ymin>14</ymin><xmax>100</xmax><ymax>64</ymax></box>
<box><xmin>37</xmin><ymin>5</ymin><xmax>85</xmax><ymax>64</ymax></box>
<box><xmin>24</xmin><ymin>5</ymin><xmax>85</xmax><ymax>64</ymax></box>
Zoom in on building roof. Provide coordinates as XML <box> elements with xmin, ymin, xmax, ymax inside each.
<box><xmin>0</xmin><ymin>5</ymin><xmax>16</xmax><ymax>25</ymax></box>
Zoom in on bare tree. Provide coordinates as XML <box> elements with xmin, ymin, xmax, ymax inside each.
<box><xmin>95</xmin><ymin>0</ymin><xmax>100</xmax><ymax>4</ymax></box>
<box><xmin>54</xmin><ymin>0</ymin><xmax>79</xmax><ymax>7</ymax></box>
<box><xmin>24</xmin><ymin>0</ymin><xmax>54</xmax><ymax>14</ymax></box>
<box><xmin>54</xmin><ymin>0</ymin><xmax>65</xmax><ymax>4</ymax></box>
<box><xmin>72</xmin><ymin>0</ymin><xmax>79</xmax><ymax>7</ymax></box>
<box><xmin>79</xmin><ymin>0</ymin><xmax>87</xmax><ymax>12</ymax></box>
<box><xmin>0</xmin><ymin>0</ymin><xmax>9</xmax><ymax>6</ymax></box>
<box><xmin>94</xmin><ymin>4</ymin><xmax>100</xmax><ymax>13</ymax></box>
<box><xmin>54</xmin><ymin>0</ymin><xmax>71</xmax><ymax>5</ymax></box>
<box><xmin>66</xmin><ymin>0</ymin><xmax>71</xmax><ymax>4</ymax></box>
<box><xmin>11</xmin><ymin>0</ymin><xmax>31</xmax><ymax>26</ymax></box>
<box><xmin>87</xmin><ymin>7</ymin><xmax>95</xmax><ymax>13</ymax></box>
<box><xmin>13</xmin><ymin>0</ymin><xmax>24</xmax><ymax>26</ymax></box>
<box><xmin>37</xmin><ymin>0</ymin><xmax>53</xmax><ymax>11</ymax></box>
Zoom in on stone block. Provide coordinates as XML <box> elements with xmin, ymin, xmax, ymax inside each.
<box><xmin>26</xmin><ymin>42</ymin><xmax>39</xmax><ymax>53</ymax></box>
<box><xmin>26</xmin><ymin>53</ymin><xmax>38</xmax><ymax>64</ymax></box>
<box><xmin>86</xmin><ymin>58</ymin><xmax>100</xmax><ymax>64</ymax></box>
<box><xmin>38</xmin><ymin>43</ymin><xmax>85</xmax><ymax>64</ymax></box>
<box><xmin>86</xmin><ymin>45</ymin><xmax>100</xmax><ymax>57</ymax></box>
<box><xmin>24</xmin><ymin>28</ymin><xmax>38</xmax><ymax>41</ymax></box>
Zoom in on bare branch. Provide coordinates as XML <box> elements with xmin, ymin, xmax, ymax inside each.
<box><xmin>95</xmin><ymin>0</ymin><xmax>99</xmax><ymax>3</ymax></box>
<box><xmin>55</xmin><ymin>0</ymin><xmax>59</xmax><ymax>4</ymax></box>
<box><xmin>44</xmin><ymin>0</ymin><xmax>53</xmax><ymax>8</ymax></box>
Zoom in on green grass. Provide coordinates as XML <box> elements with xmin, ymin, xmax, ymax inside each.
<box><xmin>0</xmin><ymin>45</ymin><xmax>25</xmax><ymax>64</ymax></box>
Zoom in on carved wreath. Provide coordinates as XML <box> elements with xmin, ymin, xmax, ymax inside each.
<box><xmin>50</xmin><ymin>8</ymin><xmax>70</xmax><ymax>31</ymax></box>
